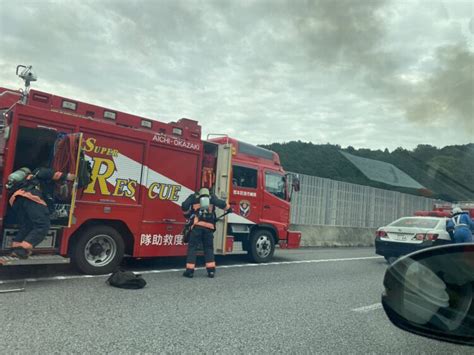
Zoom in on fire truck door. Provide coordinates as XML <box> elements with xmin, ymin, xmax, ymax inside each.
<box><xmin>213</xmin><ymin>143</ymin><xmax>232</xmax><ymax>254</ymax></box>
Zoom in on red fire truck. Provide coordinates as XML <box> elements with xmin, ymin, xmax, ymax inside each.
<box><xmin>0</xmin><ymin>66</ymin><xmax>301</xmax><ymax>274</ymax></box>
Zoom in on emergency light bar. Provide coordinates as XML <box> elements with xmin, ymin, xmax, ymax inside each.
<box><xmin>414</xmin><ymin>211</ymin><xmax>450</xmax><ymax>217</ymax></box>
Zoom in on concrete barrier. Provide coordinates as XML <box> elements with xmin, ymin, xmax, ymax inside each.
<box><xmin>291</xmin><ymin>224</ymin><xmax>377</xmax><ymax>247</ymax></box>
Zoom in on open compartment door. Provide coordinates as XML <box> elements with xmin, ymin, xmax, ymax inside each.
<box><xmin>213</xmin><ymin>142</ymin><xmax>232</xmax><ymax>254</ymax></box>
<box><xmin>67</xmin><ymin>133</ymin><xmax>84</xmax><ymax>227</ymax></box>
<box><xmin>50</xmin><ymin>132</ymin><xmax>84</xmax><ymax>227</ymax></box>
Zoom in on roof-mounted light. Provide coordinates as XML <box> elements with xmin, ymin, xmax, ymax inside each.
<box><xmin>141</xmin><ymin>119</ymin><xmax>152</xmax><ymax>129</ymax></box>
<box><xmin>172</xmin><ymin>127</ymin><xmax>183</xmax><ymax>136</ymax></box>
<box><xmin>61</xmin><ymin>100</ymin><xmax>77</xmax><ymax>111</ymax></box>
<box><xmin>104</xmin><ymin>110</ymin><xmax>116</xmax><ymax>120</ymax></box>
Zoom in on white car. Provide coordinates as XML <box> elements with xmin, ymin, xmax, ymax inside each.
<box><xmin>375</xmin><ymin>216</ymin><xmax>451</xmax><ymax>262</ymax></box>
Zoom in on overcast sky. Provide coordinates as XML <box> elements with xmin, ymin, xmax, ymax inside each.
<box><xmin>1</xmin><ymin>0</ymin><xmax>472</xmax><ymax>150</ymax></box>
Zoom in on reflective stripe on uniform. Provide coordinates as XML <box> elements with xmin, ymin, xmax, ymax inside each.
<box><xmin>53</xmin><ymin>172</ymin><xmax>63</xmax><ymax>181</ymax></box>
<box><xmin>9</xmin><ymin>190</ymin><xmax>47</xmax><ymax>207</ymax></box>
<box><xmin>453</xmin><ymin>215</ymin><xmax>469</xmax><ymax>229</ymax></box>
<box><xmin>454</xmin><ymin>215</ymin><xmax>461</xmax><ymax>226</ymax></box>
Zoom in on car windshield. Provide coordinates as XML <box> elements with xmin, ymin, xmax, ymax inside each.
<box><xmin>390</xmin><ymin>218</ymin><xmax>441</xmax><ymax>229</ymax></box>
<box><xmin>0</xmin><ymin>0</ymin><xmax>472</xmax><ymax>353</ymax></box>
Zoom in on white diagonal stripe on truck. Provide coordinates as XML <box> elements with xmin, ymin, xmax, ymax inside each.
<box><xmin>86</xmin><ymin>152</ymin><xmax>255</xmax><ymax>224</ymax></box>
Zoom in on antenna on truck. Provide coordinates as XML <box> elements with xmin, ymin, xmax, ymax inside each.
<box><xmin>16</xmin><ymin>65</ymin><xmax>37</xmax><ymax>104</ymax></box>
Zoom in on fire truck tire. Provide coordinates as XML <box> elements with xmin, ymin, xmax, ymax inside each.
<box><xmin>248</xmin><ymin>229</ymin><xmax>275</xmax><ymax>263</ymax></box>
<box><xmin>72</xmin><ymin>225</ymin><xmax>125</xmax><ymax>275</ymax></box>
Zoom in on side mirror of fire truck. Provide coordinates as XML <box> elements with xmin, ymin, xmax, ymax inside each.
<box><xmin>286</xmin><ymin>173</ymin><xmax>300</xmax><ymax>202</ymax></box>
<box><xmin>292</xmin><ymin>174</ymin><xmax>300</xmax><ymax>192</ymax></box>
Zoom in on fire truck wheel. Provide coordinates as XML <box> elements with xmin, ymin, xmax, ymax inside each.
<box><xmin>73</xmin><ymin>225</ymin><xmax>125</xmax><ymax>275</ymax></box>
<box><xmin>248</xmin><ymin>229</ymin><xmax>275</xmax><ymax>263</ymax></box>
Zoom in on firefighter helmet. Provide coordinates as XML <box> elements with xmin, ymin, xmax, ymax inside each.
<box><xmin>198</xmin><ymin>188</ymin><xmax>210</xmax><ymax>197</ymax></box>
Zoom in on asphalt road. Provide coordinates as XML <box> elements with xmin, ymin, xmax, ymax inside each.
<box><xmin>0</xmin><ymin>247</ymin><xmax>471</xmax><ymax>353</ymax></box>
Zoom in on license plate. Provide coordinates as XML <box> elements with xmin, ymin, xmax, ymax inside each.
<box><xmin>391</xmin><ymin>234</ymin><xmax>412</xmax><ymax>241</ymax></box>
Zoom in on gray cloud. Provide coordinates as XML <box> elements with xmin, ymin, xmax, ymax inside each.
<box><xmin>0</xmin><ymin>0</ymin><xmax>472</xmax><ymax>150</ymax></box>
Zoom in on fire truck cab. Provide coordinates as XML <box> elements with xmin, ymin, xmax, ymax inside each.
<box><xmin>0</xmin><ymin>67</ymin><xmax>301</xmax><ymax>274</ymax></box>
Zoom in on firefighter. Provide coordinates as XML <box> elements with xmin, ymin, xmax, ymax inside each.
<box><xmin>446</xmin><ymin>207</ymin><xmax>473</xmax><ymax>243</ymax></box>
<box><xmin>8</xmin><ymin>167</ymin><xmax>75</xmax><ymax>258</ymax></box>
<box><xmin>181</xmin><ymin>187</ymin><xmax>231</xmax><ymax>278</ymax></box>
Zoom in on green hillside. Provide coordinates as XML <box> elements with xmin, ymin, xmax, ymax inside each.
<box><xmin>260</xmin><ymin>142</ymin><xmax>474</xmax><ymax>202</ymax></box>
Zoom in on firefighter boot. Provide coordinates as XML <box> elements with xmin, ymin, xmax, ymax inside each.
<box><xmin>11</xmin><ymin>241</ymin><xmax>22</xmax><ymax>248</ymax></box>
<box><xmin>207</xmin><ymin>267</ymin><xmax>216</xmax><ymax>278</ymax></box>
<box><xmin>183</xmin><ymin>269</ymin><xmax>194</xmax><ymax>278</ymax></box>
<box><xmin>11</xmin><ymin>241</ymin><xmax>33</xmax><ymax>259</ymax></box>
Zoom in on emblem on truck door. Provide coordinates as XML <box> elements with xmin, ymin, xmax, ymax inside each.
<box><xmin>239</xmin><ymin>200</ymin><xmax>251</xmax><ymax>217</ymax></box>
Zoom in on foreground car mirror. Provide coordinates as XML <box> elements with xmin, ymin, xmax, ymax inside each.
<box><xmin>382</xmin><ymin>243</ymin><xmax>474</xmax><ymax>346</ymax></box>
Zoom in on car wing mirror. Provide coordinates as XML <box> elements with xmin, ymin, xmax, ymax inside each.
<box><xmin>382</xmin><ymin>243</ymin><xmax>474</xmax><ymax>346</ymax></box>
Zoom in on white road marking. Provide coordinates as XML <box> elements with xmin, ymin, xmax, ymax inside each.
<box><xmin>0</xmin><ymin>255</ymin><xmax>382</xmax><ymax>285</ymax></box>
<box><xmin>352</xmin><ymin>303</ymin><xmax>383</xmax><ymax>312</ymax></box>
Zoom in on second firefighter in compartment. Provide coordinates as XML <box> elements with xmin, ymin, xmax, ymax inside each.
<box><xmin>181</xmin><ymin>188</ymin><xmax>231</xmax><ymax>278</ymax></box>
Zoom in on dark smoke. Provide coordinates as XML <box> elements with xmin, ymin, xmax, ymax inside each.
<box><xmin>405</xmin><ymin>44</ymin><xmax>474</xmax><ymax>131</ymax></box>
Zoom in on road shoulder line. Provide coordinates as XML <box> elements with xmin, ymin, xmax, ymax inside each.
<box><xmin>0</xmin><ymin>255</ymin><xmax>382</xmax><ymax>285</ymax></box>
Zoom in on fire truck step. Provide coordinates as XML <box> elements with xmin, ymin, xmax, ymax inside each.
<box><xmin>0</xmin><ymin>255</ymin><xmax>70</xmax><ymax>266</ymax></box>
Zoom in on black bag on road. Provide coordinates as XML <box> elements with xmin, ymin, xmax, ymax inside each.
<box><xmin>107</xmin><ymin>270</ymin><xmax>147</xmax><ymax>289</ymax></box>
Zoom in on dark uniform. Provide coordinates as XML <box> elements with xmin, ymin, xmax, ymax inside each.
<box><xmin>9</xmin><ymin>168</ymin><xmax>71</xmax><ymax>258</ymax></box>
<box><xmin>181</xmin><ymin>188</ymin><xmax>231</xmax><ymax>278</ymax></box>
